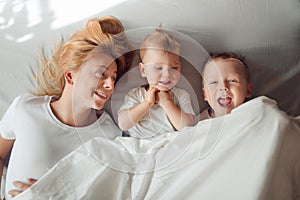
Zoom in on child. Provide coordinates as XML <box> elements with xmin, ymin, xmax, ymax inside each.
<box><xmin>199</xmin><ymin>52</ymin><xmax>252</xmax><ymax>120</ymax></box>
<box><xmin>118</xmin><ymin>29</ymin><xmax>195</xmax><ymax>138</ymax></box>
<box><xmin>0</xmin><ymin>16</ymin><xmax>132</xmax><ymax>199</ymax></box>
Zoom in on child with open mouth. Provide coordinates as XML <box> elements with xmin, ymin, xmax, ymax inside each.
<box><xmin>199</xmin><ymin>52</ymin><xmax>252</xmax><ymax>120</ymax></box>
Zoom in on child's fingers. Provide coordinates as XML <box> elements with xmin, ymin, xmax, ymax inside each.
<box><xmin>148</xmin><ymin>86</ymin><xmax>159</xmax><ymax>94</ymax></box>
<box><xmin>149</xmin><ymin>83</ymin><xmax>158</xmax><ymax>90</ymax></box>
<box><xmin>149</xmin><ymin>81</ymin><xmax>160</xmax><ymax>88</ymax></box>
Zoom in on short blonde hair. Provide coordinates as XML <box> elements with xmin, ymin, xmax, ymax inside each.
<box><xmin>139</xmin><ymin>29</ymin><xmax>181</xmax><ymax>61</ymax></box>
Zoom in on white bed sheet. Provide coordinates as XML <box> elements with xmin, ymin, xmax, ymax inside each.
<box><xmin>14</xmin><ymin>96</ymin><xmax>300</xmax><ymax>200</ymax></box>
<box><xmin>1</xmin><ymin>0</ymin><xmax>300</xmax><ymax>199</ymax></box>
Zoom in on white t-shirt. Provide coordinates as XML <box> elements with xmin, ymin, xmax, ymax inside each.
<box><xmin>0</xmin><ymin>94</ymin><xmax>121</xmax><ymax>200</ymax></box>
<box><xmin>118</xmin><ymin>86</ymin><xmax>195</xmax><ymax>138</ymax></box>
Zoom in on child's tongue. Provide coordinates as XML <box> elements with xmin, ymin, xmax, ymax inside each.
<box><xmin>218</xmin><ymin>97</ymin><xmax>232</xmax><ymax>107</ymax></box>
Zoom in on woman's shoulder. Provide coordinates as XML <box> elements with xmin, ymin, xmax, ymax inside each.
<box><xmin>16</xmin><ymin>93</ymin><xmax>52</xmax><ymax>102</ymax></box>
<box><xmin>15</xmin><ymin>93</ymin><xmax>52</xmax><ymax>105</ymax></box>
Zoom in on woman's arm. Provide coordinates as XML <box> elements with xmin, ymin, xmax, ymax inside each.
<box><xmin>0</xmin><ymin>135</ymin><xmax>15</xmax><ymax>196</ymax></box>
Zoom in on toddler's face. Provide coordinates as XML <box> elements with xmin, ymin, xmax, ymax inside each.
<box><xmin>202</xmin><ymin>58</ymin><xmax>252</xmax><ymax>117</ymax></box>
<box><xmin>139</xmin><ymin>50</ymin><xmax>181</xmax><ymax>91</ymax></box>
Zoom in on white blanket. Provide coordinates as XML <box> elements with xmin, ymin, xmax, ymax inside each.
<box><xmin>15</xmin><ymin>96</ymin><xmax>300</xmax><ymax>200</ymax></box>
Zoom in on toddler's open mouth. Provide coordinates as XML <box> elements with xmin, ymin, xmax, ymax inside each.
<box><xmin>217</xmin><ymin>96</ymin><xmax>232</xmax><ymax>107</ymax></box>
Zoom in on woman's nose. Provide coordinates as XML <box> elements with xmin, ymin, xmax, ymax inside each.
<box><xmin>103</xmin><ymin>78</ymin><xmax>114</xmax><ymax>90</ymax></box>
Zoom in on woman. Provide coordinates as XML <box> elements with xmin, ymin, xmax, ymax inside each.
<box><xmin>0</xmin><ymin>16</ymin><xmax>133</xmax><ymax>200</ymax></box>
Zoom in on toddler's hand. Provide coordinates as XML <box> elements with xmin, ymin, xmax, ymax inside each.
<box><xmin>144</xmin><ymin>85</ymin><xmax>158</xmax><ymax>106</ymax></box>
<box><xmin>156</xmin><ymin>90</ymin><xmax>173</xmax><ymax>107</ymax></box>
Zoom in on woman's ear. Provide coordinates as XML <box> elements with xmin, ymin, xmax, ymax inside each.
<box><xmin>64</xmin><ymin>69</ymin><xmax>75</xmax><ymax>85</ymax></box>
<box><xmin>246</xmin><ymin>83</ymin><xmax>253</xmax><ymax>97</ymax></box>
<box><xmin>202</xmin><ymin>87</ymin><xmax>208</xmax><ymax>101</ymax></box>
<box><xmin>139</xmin><ymin>62</ymin><xmax>146</xmax><ymax>77</ymax></box>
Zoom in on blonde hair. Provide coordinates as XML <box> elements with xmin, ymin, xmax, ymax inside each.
<box><xmin>33</xmin><ymin>16</ymin><xmax>133</xmax><ymax>96</ymax></box>
<box><xmin>139</xmin><ymin>28</ymin><xmax>181</xmax><ymax>61</ymax></box>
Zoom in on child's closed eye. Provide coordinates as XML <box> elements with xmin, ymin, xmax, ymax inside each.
<box><xmin>209</xmin><ymin>81</ymin><xmax>218</xmax><ymax>85</ymax></box>
<box><xmin>227</xmin><ymin>79</ymin><xmax>238</xmax><ymax>83</ymax></box>
<box><xmin>155</xmin><ymin>66</ymin><xmax>163</xmax><ymax>70</ymax></box>
<box><xmin>170</xmin><ymin>66</ymin><xmax>178</xmax><ymax>70</ymax></box>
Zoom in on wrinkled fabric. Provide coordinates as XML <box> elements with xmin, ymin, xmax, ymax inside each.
<box><xmin>15</xmin><ymin>96</ymin><xmax>300</xmax><ymax>200</ymax></box>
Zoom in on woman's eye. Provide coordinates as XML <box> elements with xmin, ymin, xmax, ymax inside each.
<box><xmin>95</xmin><ymin>71</ymin><xmax>105</xmax><ymax>77</ymax></box>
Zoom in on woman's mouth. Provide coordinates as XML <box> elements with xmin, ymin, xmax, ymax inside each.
<box><xmin>94</xmin><ymin>91</ymin><xmax>109</xmax><ymax>100</ymax></box>
<box><xmin>217</xmin><ymin>96</ymin><xmax>232</xmax><ymax>107</ymax></box>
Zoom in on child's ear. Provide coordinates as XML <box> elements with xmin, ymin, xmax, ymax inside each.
<box><xmin>139</xmin><ymin>62</ymin><xmax>146</xmax><ymax>77</ymax></box>
<box><xmin>246</xmin><ymin>83</ymin><xmax>252</xmax><ymax>97</ymax></box>
<box><xmin>64</xmin><ymin>69</ymin><xmax>75</xmax><ymax>85</ymax></box>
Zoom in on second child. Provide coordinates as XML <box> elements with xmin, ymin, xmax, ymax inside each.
<box><xmin>118</xmin><ymin>29</ymin><xmax>195</xmax><ymax>138</ymax></box>
<box><xmin>199</xmin><ymin>52</ymin><xmax>252</xmax><ymax>120</ymax></box>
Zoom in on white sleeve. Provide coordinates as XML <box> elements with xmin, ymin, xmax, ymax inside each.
<box><xmin>118</xmin><ymin>87</ymin><xmax>142</xmax><ymax>112</ymax></box>
<box><xmin>0</xmin><ymin>95</ymin><xmax>21</xmax><ymax>139</ymax></box>
<box><xmin>174</xmin><ymin>89</ymin><xmax>195</xmax><ymax>115</ymax></box>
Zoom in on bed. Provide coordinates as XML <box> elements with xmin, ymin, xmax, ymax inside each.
<box><xmin>1</xmin><ymin>0</ymin><xmax>300</xmax><ymax>199</ymax></box>
<box><xmin>1</xmin><ymin>0</ymin><xmax>299</xmax><ymax>117</ymax></box>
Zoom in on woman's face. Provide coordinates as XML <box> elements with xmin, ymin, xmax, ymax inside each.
<box><xmin>72</xmin><ymin>53</ymin><xmax>117</xmax><ymax>111</ymax></box>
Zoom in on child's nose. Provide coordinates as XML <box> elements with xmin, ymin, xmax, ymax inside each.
<box><xmin>162</xmin><ymin>68</ymin><xmax>171</xmax><ymax>77</ymax></box>
<box><xmin>219</xmin><ymin>81</ymin><xmax>229</xmax><ymax>91</ymax></box>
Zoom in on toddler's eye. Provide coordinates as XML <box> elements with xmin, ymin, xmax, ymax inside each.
<box><xmin>155</xmin><ymin>66</ymin><xmax>163</xmax><ymax>70</ymax></box>
<box><xmin>209</xmin><ymin>81</ymin><xmax>217</xmax><ymax>85</ymax></box>
<box><xmin>170</xmin><ymin>66</ymin><xmax>178</xmax><ymax>70</ymax></box>
<box><xmin>228</xmin><ymin>79</ymin><xmax>238</xmax><ymax>83</ymax></box>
